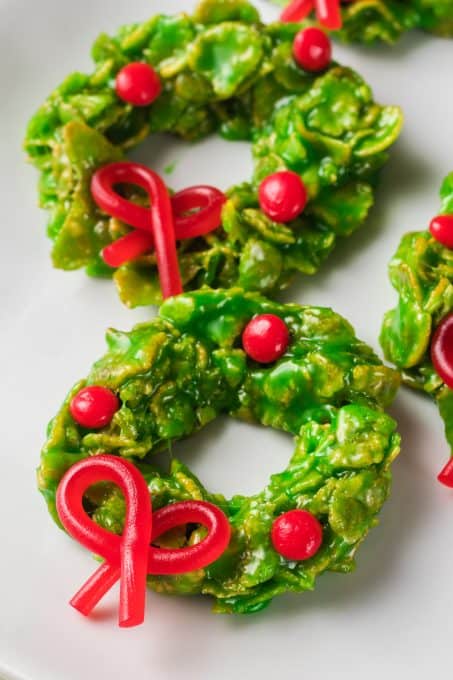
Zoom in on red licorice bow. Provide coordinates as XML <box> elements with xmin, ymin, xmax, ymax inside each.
<box><xmin>56</xmin><ymin>455</ymin><xmax>231</xmax><ymax>627</ymax></box>
<box><xmin>281</xmin><ymin>0</ymin><xmax>343</xmax><ymax>30</ymax></box>
<box><xmin>91</xmin><ymin>162</ymin><xmax>226</xmax><ymax>297</ymax></box>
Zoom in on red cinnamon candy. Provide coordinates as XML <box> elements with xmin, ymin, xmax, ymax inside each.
<box><xmin>56</xmin><ymin>455</ymin><xmax>231</xmax><ymax>627</ymax></box>
<box><xmin>429</xmin><ymin>214</ymin><xmax>453</xmax><ymax>250</ymax></box>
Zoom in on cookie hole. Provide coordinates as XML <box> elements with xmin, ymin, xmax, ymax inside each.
<box><xmin>169</xmin><ymin>416</ymin><xmax>292</xmax><ymax>498</ymax></box>
<box><xmin>129</xmin><ymin>132</ymin><xmax>253</xmax><ymax>192</ymax></box>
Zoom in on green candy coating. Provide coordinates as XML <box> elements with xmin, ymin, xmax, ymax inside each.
<box><xmin>24</xmin><ymin>0</ymin><xmax>402</xmax><ymax>307</ymax></box>
<box><xmin>39</xmin><ymin>288</ymin><xmax>400</xmax><ymax>613</ymax></box>
<box><xmin>380</xmin><ymin>173</ymin><xmax>453</xmax><ymax>453</ymax></box>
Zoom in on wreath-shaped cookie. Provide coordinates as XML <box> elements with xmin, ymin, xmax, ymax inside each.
<box><xmin>25</xmin><ymin>0</ymin><xmax>402</xmax><ymax>307</ymax></box>
<box><xmin>380</xmin><ymin>172</ymin><xmax>453</xmax><ymax>480</ymax></box>
<box><xmin>277</xmin><ymin>0</ymin><xmax>453</xmax><ymax>43</ymax></box>
<box><xmin>40</xmin><ymin>288</ymin><xmax>400</xmax><ymax>615</ymax></box>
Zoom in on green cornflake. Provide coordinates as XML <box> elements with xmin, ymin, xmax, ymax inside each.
<box><xmin>380</xmin><ymin>172</ymin><xmax>453</xmax><ymax>453</ymax></box>
<box><xmin>39</xmin><ymin>288</ymin><xmax>400</xmax><ymax>613</ymax></box>
<box><xmin>25</xmin><ymin>0</ymin><xmax>402</xmax><ymax>307</ymax></box>
<box><xmin>274</xmin><ymin>0</ymin><xmax>453</xmax><ymax>43</ymax></box>
<box><xmin>164</xmin><ymin>161</ymin><xmax>177</xmax><ymax>175</ymax></box>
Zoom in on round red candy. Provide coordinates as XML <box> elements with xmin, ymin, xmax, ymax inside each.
<box><xmin>242</xmin><ymin>314</ymin><xmax>290</xmax><ymax>363</ymax></box>
<box><xmin>271</xmin><ymin>510</ymin><xmax>323</xmax><ymax>561</ymax></box>
<box><xmin>429</xmin><ymin>214</ymin><xmax>453</xmax><ymax>250</ymax></box>
<box><xmin>431</xmin><ymin>313</ymin><xmax>453</xmax><ymax>390</ymax></box>
<box><xmin>70</xmin><ymin>386</ymin><xmax>120</xmax><ymax>429</ymax></box>
<box><xmin>259</xmin><ymin>171</ymin><xmax>307</xmax><ymax>223</ymax></box>
<box><xmin>115</xmin><ymin>63</ymin><xmax>161</xmax><ymax>107</ymax></box>
<box><xmin>293</xmin><ymin>27</ymin><xmax>332</xmax><ymax>73</ymax></box>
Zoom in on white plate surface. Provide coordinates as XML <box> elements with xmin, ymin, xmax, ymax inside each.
<box><xmin>1</xmin><ymin>1</ymin><xmax>453</xmax><ymax>678</ymax></box>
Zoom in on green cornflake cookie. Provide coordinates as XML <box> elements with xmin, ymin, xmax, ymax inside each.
<box><xmin>39</xmin><ymin>288</ymin><xmax>400</xmax><ymax>614</ymax></box>
<box><xmin>380</xmin><ymin>173</ymin><xmax>453</xmax><ymax>453</ymax></box>
<box><xmin>274</xmin><ymin>0</ymin><xmax>453</xmax><ymax>43</ymax></box>
<box><xmin>24</xmin><ymin>0</ymin><xmax>402</xmax><ymax>307</ymax></box>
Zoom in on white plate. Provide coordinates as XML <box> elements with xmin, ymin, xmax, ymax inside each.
<box><xmin>1</xmin><ymin>1</ymin><xmax>453</xmax><ymax>678</ymax></box>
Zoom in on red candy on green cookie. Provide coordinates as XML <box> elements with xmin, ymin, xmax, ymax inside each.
<box><xmin>115</xmin><ymin>62</ymin><xmax>161</xmax><ymax>107</ymax></box>
<box><xmin>70</xmin><ymin>386</ymin><xmax>119</xmax><ymax>429</ymax></box>
<box><xmin>242</xmin><ymin>314</ymin><xmax>290</xmax><ymax>363</ymax></box>
<box><xmin>258</xmin><ymin>171</ymin><xmax>307</xmax><ymax>223</ymax></box>
<box><xmin>271</xmin><ymin>510</ymin><xmax>323</xmax><ymax>561</ymax></box>
<box><xmin>293</xmin><ymin>27</ymin><xmax>332</xmax><ymax>72</ymax></box>
<box><xmin>429</xmin><ymin>214</ymin><xmax>453</xmax><ymax>250</ymax></box>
